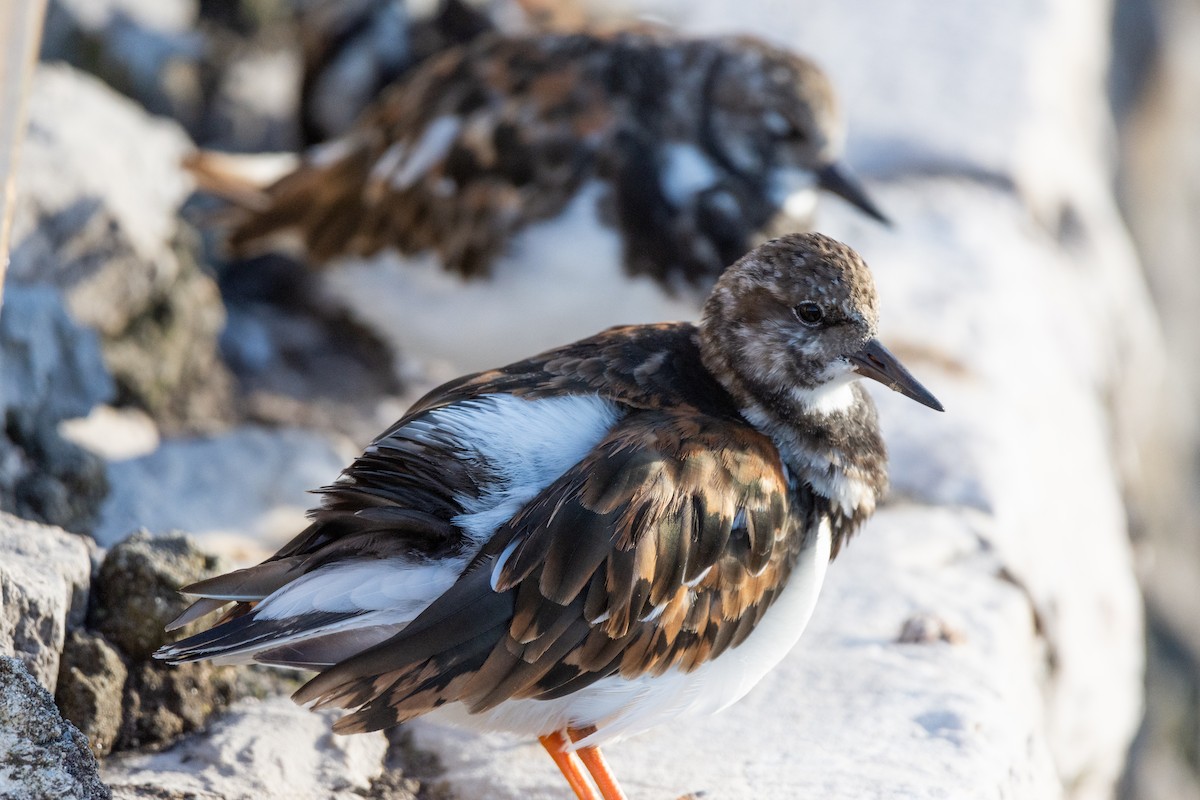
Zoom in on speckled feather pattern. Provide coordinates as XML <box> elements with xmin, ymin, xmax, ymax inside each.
<box><xmin>229</xmin><ymin>30</ymin><xmax>846</xmax><ymax>290</ymax></box>
<box><xmin>158</xmin><ymin>233</ymin><xmax>902</xmax><ymax>747</ymax></box>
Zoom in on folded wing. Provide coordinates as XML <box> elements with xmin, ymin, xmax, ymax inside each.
<box><xmin>292</xmin><ymin>408</ymin><xmax>805</xmax><ymax>734</ymax></box>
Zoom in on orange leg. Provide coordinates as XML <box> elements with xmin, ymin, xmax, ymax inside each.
<box><xmin>568</xmin><ymin>727</ymin><xmax>629</xmax><ymax>800</ymax></box>
<box><xmin>540</xmin><ymin>730</ymin><xmax>601</xmax><ymax>800</ymax></box>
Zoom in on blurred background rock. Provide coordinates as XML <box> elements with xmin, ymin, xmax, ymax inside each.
<box><xmin>0</xmin><ymin>0</ymin><xmax>1195</xmax><ymax>798</ymax></box>
<box><xmin>1111</xmin><ymin>0</ymin><xmax>1200</xmax><ymax>797</ymax></box>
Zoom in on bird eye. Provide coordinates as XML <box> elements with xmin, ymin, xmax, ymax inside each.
<box><xmin>793</xmin><ymin>302</ymin><xmax>824</xmax><ymax>327</ymax></box>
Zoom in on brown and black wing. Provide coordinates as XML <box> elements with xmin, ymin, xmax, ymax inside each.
<box><xmin>229</xmin><ymin>33</ymin><xmax>618</xmax><ymax>276</ymax></box>
<box><xmin>168</xmin><ymin>322</ymin><xmax>730</xmax><ymax>635</ymax></box>
<box><xmin>400</xmin><ymin>321</ymin><xmax>738</xmax><ymax>420</ymax></box>
<box><xmin>292</xmin><ymin>409</ymin><xmax>809</xmax><ymax>734</ymax></box>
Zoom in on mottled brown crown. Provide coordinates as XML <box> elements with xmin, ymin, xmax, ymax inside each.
<box><xmin>706</xmin><ymin>39</ymin><xmax>844</xmax><ymax>173</ymax></box>
<box><xmin>699</xmin><ymin>232</ymin><xmax>879</xmax><ymax>402</ymax></box>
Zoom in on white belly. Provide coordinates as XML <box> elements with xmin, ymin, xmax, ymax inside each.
<box><xmin>428</xmin><ymin>517</ymin><xmax>833</xmax><ymax>747</ymax></box>
<box><xmin>322</xmin><ymin>182</ymin><xmax>702</xmax><ymax>373</ymax></box>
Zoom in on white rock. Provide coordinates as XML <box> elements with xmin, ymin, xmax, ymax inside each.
<box><xmin>11</xmin><ymin>63</ymin><xmax>193</xmax><ymax>284</ymax></box>
<box><xmin>94</xmin><ymin>426</ymin><xmax>348</xmax><ymax>560</ymax></box>
<box><xmin>59</xmin><ymin>405</ymin><xmax>161</xmax><ymax>462</ymax></box>
<box><xmin>103</xmin><ymin>696</ymin><xmax>388</xmax><ymax>800</ymax></box>
<box><xmin>0</xmin><ymin>511</ymin><xmax>94</xmax><ymax>692</ymax></box>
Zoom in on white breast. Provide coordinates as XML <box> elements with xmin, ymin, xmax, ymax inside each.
<box><xmin>321</xmin><ymin>182</ymin><xmax>702</xmax><ymax>372</ymax></box>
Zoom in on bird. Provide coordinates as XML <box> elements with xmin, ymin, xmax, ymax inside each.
<box><xmin>193</xmin><ymin>29</ymin><xmax>889</xmax><ymax>371</ymax></box>
<box><xmin>156</xmin><ymin>232</ymin><xmax>942</xmax><ymax>800</ymax></box>
<box><xmin>295</xmin><ymin>0</ymin><xmax>590</xmax><ymax>145</ymax></box>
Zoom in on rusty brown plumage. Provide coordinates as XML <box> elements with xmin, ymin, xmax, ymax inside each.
<box><xmin>216</xmin><ymin>30</ymin><xmax>859</xmax><ymax>288</ymax></box>
<box><xmin>156</xmin><ymin>234</ymin><xmax>942</xmax><ymax>799</ymax></box>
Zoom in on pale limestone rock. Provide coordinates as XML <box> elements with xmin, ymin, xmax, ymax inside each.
<box><xmin>11</xmin><ymin>64</ymin><xmax>193</xmax><ymax>285</ymax></box>
<box><xmin>103</xmin><ymin>696</ymin><xmax>388</xmax><ymax>800</ymax></box>
<box><xmin>10</xmin><ymin>63</ymin><xmax>232</xmax><ymax>433</ymax></box>
<box><xmin>0</xmin><ymin>512</ymin><xmax>93</xmax><ymax>692</ymax></box>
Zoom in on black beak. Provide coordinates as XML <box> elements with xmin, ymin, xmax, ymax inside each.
<box><xmin>816</xmin><ymin>161</ymin><xmax>890</xmax><ymax>226</ymax></box>
<box><xmin>849</xmin><ymin>339</ymin><xmax>943</xmax><ymax>411</ymax></box>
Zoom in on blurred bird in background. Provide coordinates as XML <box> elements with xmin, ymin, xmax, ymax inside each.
<box><xmin>194</xmin><ymin>12</ymin><xmax>887</xmax><ymax>375</ymax></box>
<box><xmin>294</xmin><ymin>0</ymin><xmax>589</xmax><ymax>145</ymax></box>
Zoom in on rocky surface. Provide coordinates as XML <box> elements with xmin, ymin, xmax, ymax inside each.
<box><xmin>86</xmin><ymin>532</ymin><xmax>239</xmax><ymax>751</ymax></box>
<box><xmin>0</xmin><ymin>656</ymin><xmax>110</xmax><ymax>800</ymax></box>
<box><xmin>0</xmin><ymin>511</ymin><xmax>93</xmax><ymax>692</ymax></box>
<box><xmin>94</xmin><ymin>427</ymin><xmax>347</xmax><ymax>558</ymax></box>
<box><xmin>0</xmin><ymin>285</ymin><xmax>113</xmax><ymax>426</ymax></box>
<box><xmin>90</xmin><ymin>531</ymin><xmax>223</xmax><ymax>659</ymax></box>
<box><xmin>40</xmin><ymin>0</ymin><xmax>205</xmax><ymax>131</ymax></box>
<box><xmin>55</xmin><ymin>630</ymin><xmax>129</xmax><ymax>758</ymax></box>
<box><xmin>103</xmin><ymin>697</ymin><xmax>390</xmax><ymax>800</ymax></box>
<box><xmin>116</xmin><ymin>659</ymin><xmax>238</xmax><ymax>753</ymax></box>
<box><xmin>216</xmin><ymin>253</ymin><xmax>406</xmax><ymax>446</ymax></box>
<box><xmin>9</xmin><ymin>63</ymin><xmax>233</xmax><ymax>433</ymax></box>
<box><xmin>41</xmin><ymin>0</ymin><xmax>303</xmax><ymax>153</ymax></box>
<box><xmin>0</xmin><ymin>284</ymin><xmax>112</xmax><ymax>533</ymax></box>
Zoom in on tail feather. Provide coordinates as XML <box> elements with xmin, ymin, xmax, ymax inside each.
<box><xmin>179</xmin><ymin>556</ymin><xmax>307</xmax><ymax>601</ymax></box>
<box><xmin>165</xmin><ymin>597</ymin><xmax>231</xmax><ymax>632</ymax></box>
<box><xmin>184</xmin><ymin>150</ymin><xmax>297</xmax><ymax>210</ymax></box>
<box><xmin>184</xmin><ymin>147</ymin><xmax>373</xmax><ymax>262</ymax></box>
<box><xmin>156</xmin><ymin>609</ymin><xmax>365</xmax><ymax>665</ymax></box>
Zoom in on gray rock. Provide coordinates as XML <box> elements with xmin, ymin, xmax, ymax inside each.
<box><xmin>1111</xmin><ymin>0</ymin><xmax>1200</xmax><ymax>795</ymax></box>
<box><xmin>0</xmin><ymin>284</ymin><xmax>113</xmax><ymax>423</ymax></box>
<box><xmin>41</xmin><ymin>0</ymin><xmax>304</xmax><ymax>153</ymax></box>
<box><xmin>0</xmin><ymin>656</ymin><xmax>110</xmax><ymax>800</ymax></box>
<box><xmin>3</xmin><ymin>407</ymin><xmax>110</xmax><ymax>535</ymax></box>
<box><xmin>10</xmin><ymin>63</ymin><xmax>234</xmax><ymax>434</ymax></box>
<box><xmin>0</xmin><ymin>285</ymin><xmax>112</xmax><ymax>533</ymax></box>
<box><xmin>89</xmin><ymin>530</ymin><xmax>223</xmax><ymax>661</ymax></box>
<box><xmin>117</xmin><ymin>659</ymin><xmax>237</xmax><ymax>752</ymax></box>
<box><xmin>83</xmin><ymin>531</ymin><xmax>239</xmax><ymax>752</ymax></box>
<box><xmin>94</xmin><ymin>425</ymin><xmax>346</xmax><ymax>555</ymax></box>
<box><xmin>0</xmin><ymin>511</ymin><xmax>93</xmax><ymax>692</ymax></box>
<box><xmin>203</xmin><ymin>40</ymin><xmax>302</xmax><ymax>153</ymax></box>
<box><xmin>40</xmin><ymin>0</ymin><xmax>205</xmax><ymax>130</ymax></box>
<box><xmin>55</xmin><ymin>629</ymin><xmax>129</xmax><ymax>758</ymax></box>
<box><xmin>104</xmin><ymin>696</ymin><xmax>389</xmax><ymax>800</ymax></box>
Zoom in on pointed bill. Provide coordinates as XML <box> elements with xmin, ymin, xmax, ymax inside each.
<box><xmin>849</xmin><ymin>339</ymin><xmax>943</xmax><ymax>411</ymax></box>
<box><xmin>816</xmin><ymin>161</ymin><xmax>890</xmax><ymax>225</ymax></box>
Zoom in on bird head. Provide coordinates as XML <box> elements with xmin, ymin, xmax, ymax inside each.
<box><xmin>705</xmin><ymin>43</ymin><xmax>889</xmax><ymax>225</ymax></box>
<box><xmin>700</xmin><ymin>232</ymin><xmax>942</xmax><ymax>415</ymax></box>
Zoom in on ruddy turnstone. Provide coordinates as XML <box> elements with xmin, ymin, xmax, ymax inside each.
<box><xmin>199</xmin><ymin>30</ymin><xmax>888</xmax><ymax>370</ymax></box>
<box><xmin>157</xmin><ymin>233</ymin><xmax>941</xmax><ymax>799</ymax></box>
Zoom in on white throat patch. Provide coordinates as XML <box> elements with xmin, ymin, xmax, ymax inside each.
<box><xmin>791</xmin><ymin>375</ymin><xmax>858</xmax><ymax>416</ymax></box>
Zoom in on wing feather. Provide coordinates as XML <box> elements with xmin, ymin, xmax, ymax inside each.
<box><xmin>291</xmin><ymin>408</ymin><xmax>806</xmax><ymax>731</ymax></box>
